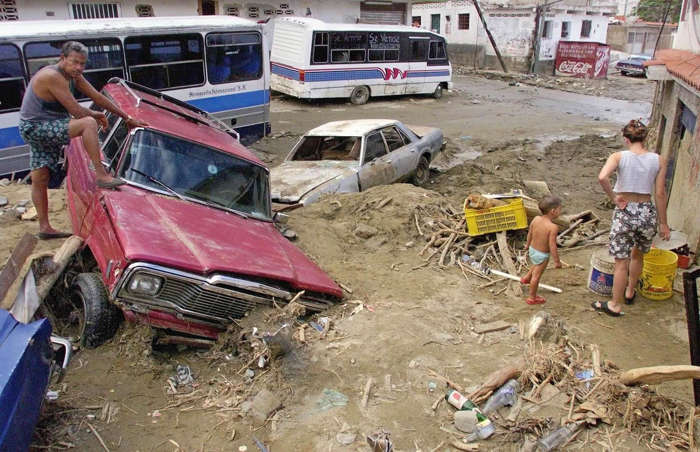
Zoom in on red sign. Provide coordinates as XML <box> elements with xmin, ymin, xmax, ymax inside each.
<box><xmin>555</xmin><ymin>41</ymin><xmax>610</xmax><ymax>79</ymax></box>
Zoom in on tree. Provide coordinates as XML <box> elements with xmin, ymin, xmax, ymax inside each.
<box><xmin>633</xmin><ymin>0</ymin><xmax>682</xmax><ymax>23</ymax></box>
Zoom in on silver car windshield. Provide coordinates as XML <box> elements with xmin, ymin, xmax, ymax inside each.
<box><xmin>119</xmin><ymin>130</ymin><xmax>270</xmax><ymax>219</ymax></box>
<box><xmin>291</xmin><ymin>136</ymin><xmax>361</xmax><ymax>161</ymax></box>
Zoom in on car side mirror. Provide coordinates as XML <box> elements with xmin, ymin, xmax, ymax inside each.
<box><xmin>273</xmin><ymin>211</ymin><xmax>289</xmax><ymax>225</ymax></box>
<box><xmin>50</xmin><ymin>335</ymin><xmax>72</xmax><ymax>383</ymax></box>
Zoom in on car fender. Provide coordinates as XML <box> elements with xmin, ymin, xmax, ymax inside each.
<box><xmin>301</xmin><ymin>172</ymin><xmax>359</xmax><ymax>205</ymax></box>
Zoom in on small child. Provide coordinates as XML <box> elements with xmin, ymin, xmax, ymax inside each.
<box><xmin>520</xmin><ymin>196</ymin><xmax>563</xmax><ymax>305</ymax></box>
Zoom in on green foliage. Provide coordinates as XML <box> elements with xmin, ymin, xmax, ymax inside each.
<box><xmin>633</xmin><ymin>0</ymin><xmax>682</xmax><ymax>23</ymax></box>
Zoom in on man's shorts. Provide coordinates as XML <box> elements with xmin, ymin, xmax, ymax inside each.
<box><xmin>609</xmin><ymin>202</ymin><xmax>657</xmax><ymax>259</ymax></box>
<box><xmin>19</xmin><ymin>118</ymin><xmax>71</xmax><ymax>174</ymax></box>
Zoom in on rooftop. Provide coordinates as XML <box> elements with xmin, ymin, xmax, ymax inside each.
<box><xmin>646</xmin><ymin>49</ymin><xmax>700</xmax><ymax>91</ymax></box>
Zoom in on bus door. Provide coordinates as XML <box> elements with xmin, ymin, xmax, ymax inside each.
<box><xmin>406</xmin><ymin>35</ymin><xmax>429</xmax><ymax>94</ymax></box>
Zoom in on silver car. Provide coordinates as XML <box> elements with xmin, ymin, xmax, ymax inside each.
<box><xmin>270</xmin><ymin>119</ymin><xmax>445</xmax><ymax>207</ymax></box>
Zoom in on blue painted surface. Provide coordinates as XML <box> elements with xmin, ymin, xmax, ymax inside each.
<box><xmin>188</xmin><ymin>90</ymin><xmax>270</xmax><ymax>113</ymax></box>
<box><xmin>271</xmin><ymin>64</ymin><xmax>301</xmax><ymax>81</ymax></box>
<box><xmin>0</xmin><ymin>309</ymin><xmax>52</xmax><ymax>452</ymax></box>
<box><xmin>0</xmin><ymin>126</ymin><xmax>24</xmax><ymax>149</ymax></box>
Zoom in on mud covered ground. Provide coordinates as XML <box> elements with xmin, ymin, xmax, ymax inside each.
<box><xmin>1</xmin><ymin>72</ymin><xmax>694</xmax><ymax>451</ymax></box>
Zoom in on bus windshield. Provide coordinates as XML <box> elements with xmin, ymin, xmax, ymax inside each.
<box><xmin>120</xmin><ymin>130</ymin><xmax>270</xmax><ymax>219</ymax></box>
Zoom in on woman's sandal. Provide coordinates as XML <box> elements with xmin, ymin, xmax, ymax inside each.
<box><xmin>624</xmin><ymin>288</ymin><xmax>637</xmax><ymax>305</ymax></box>
<box><xmin>591</xmin><ymin>301</ymin><xmax>624</xmax><ymax>317</ymax></box>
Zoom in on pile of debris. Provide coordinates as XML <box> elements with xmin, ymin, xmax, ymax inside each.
<box><xmin>433</xmin><ymin>312</ymin><xmax>696</xmax><ymax>451</ymax></box>
<box><xmin>0</xmin><ymin>178</ymin><xmax>37</xmax><ymax>222</ymax></box>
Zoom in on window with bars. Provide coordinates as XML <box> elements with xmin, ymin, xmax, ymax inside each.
<box><xmin>70</xmin><ymin>3</ymin><xmax>120</xmax><ymax>19</ymax></box>
<box><xmin>458</xmin><ymin>13</ymin><xmax>469</xmax><ymax>30</ymax></box>
<box><xmin>1</xmin><ymin>0</ymin><xmax>18</xmax><ymax>21</ymax></box>
<box><xmin>581</xmin><ymin>20</ymin><xmax>591</xmax><ymax>38</ymax></box>
<box><xmin>561</xmin><ymin>21</ymin><xmax>570</xmax><ymax>38</ymax></box>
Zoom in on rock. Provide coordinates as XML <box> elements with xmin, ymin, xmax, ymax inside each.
<box><xmin>336</xmin><ymin>431</ymin><xmax>357</xmax><ymax>445</ymax></box>
<box><xmin>353</xmin><ymin>224</ymin><xmax>378</xmax><ymax>239</ymax></box>
<box><xmin>16</xmin><ymin>199</ymin><xmax>30</xmax><ymax>207</ymax></box>
<box><xmin>248</xmin><ymin>389</ymin><xmax>281</xmax><ymax>424</ymax></box>
<box><xmin>21</xmin><ymin>207</ymin><xmax>37</xmax><ymax>221</ymax></box>
<box><xmin>15</xmin><ymin>206</ymin><xmax>26</xmax><ymax>215</ymax></box>
<box><xmin>0</xmin><ymin>178</ymin><xmax>10</xmax><ymax>187</ymax></box>
<box><xmin>0</xmin><ymin>196</ymin><xmax>7</xmax><ymax>207</ymax></box>
<box><xmin>454</xmin><ymin>410</ymin><xmax>478</xmax><ymax>433</ymax></box>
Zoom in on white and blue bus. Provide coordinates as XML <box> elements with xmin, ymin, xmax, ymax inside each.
<box><xmin>0</xmin><ymin>15</ymin><xmax>270</xmax><ymax>177</ymax></box>
<box><xmin>270</xmin><ymin>17</ymin><xmax>451</xmax><ymax>105</ymax></box>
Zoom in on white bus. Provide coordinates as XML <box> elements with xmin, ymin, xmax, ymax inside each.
<box><xmin>0</xmin><ymin>16</ymin><xmax>270</xmax><ymax>176</ymax></box>
<box><xmin>270</xmin><ymin>17</ymin><xmax>451</xmax><ymax>105</ymax></box>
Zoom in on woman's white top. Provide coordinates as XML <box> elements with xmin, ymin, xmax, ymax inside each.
<box><xmin>613</xmin><ymin>150</ymin><xmax>660</xmax><ymax>194</ymax></box>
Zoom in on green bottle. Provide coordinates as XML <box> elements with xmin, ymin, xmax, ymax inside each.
<box><xmin>445</xmin><ymin>389</ymin><xmax>488</xmax><ymax>422</ymax></box>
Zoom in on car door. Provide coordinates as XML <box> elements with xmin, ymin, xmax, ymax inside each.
<box><xmin>357</xmin><ymin>130</ymin><xmax>394</xmax><ymax>191</ymax></box>
<box><xmin>380</xmin><ymin>125</ymin><xmax>416</xmax><ymax>181</ymax></box>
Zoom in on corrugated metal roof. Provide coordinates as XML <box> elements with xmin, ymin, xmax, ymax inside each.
<box><xmin>646</xmin><ymin>49</ymin><xmax>700</xmax><ymax>91</ymax></box>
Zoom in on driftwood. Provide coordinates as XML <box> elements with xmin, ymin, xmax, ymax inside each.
<box><xmin>619</xmin><ymin>365</ymin><xmax>700</xmax><ymax>386</ymax></box>
<box><xmin>468</xmin><ymin>359</ymin><xmax>525</xmax><ymax>403</ymax></box>
<box><xmin>0</xmin><ymin>233</ymin><xmax>37</xmax><ymax>302</ymax></box>
<box><xmin>496</xmin><ymin>232</ymin><xmax>522</xmax><ymax>297</ymax></box>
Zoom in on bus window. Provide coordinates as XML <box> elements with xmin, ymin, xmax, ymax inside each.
<box><xmin>409</xmin><ymin>38</ymin><xmax>429</xmax><ymax>62</ymax></box>
<box><xmin>312</xmin><ymin>32</ymin><xmax>329</xmax><ymax>64</ymax></box>
<box><xmin>206</xmin><ymin>32</ymin><xmax>262</xmax><ymax>84</ymax></box>
<box><xmin>24</xmin><ymin>39</ymin><xmax>124</xmax><ymax>96</ymax></box>
<box><xmin>126</xmin><ymin>34</ymin><xmax>204</xmax><ymax>90</ymax></box>
<box><xmin>0</xmin><ymin>44</ymin><xmax>25</xmax><ymax>113</ymax></box>
<box><xmin>429</xmin><ymin>39</ymin><xmax>448</xmax><ymax>66</ymax></box>
<box><xmin>330</xmin><ymin>32</ymin><xmax>366</xmax><ymax>64</ymax></box>
<box><xmin>368</xmin><ymin>32</ymin><xmax>400</xmax><ymax>62</ymax></box>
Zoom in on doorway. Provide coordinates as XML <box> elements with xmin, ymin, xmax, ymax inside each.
<box><xmin>199</xmin><ymin>0</ymin><xmax>217</xmax><ymax>15</ymax></box>
<box><xmin>431</xmin><ymin>14</ymin><xmax>440</xmax><ymax>33</ymax></box>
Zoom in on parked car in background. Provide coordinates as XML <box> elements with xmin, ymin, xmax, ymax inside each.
<box><xmin>64</xmin><ymin>79</ymin><xmax>342</xmax><ymax>348</ymax></box>
<box><xmin>270</xmin><ymin>119</ymin><xmax>444</xmax><ymax>207</ymax></box>
<box><xmin>616</xmin><ymin>54</ymin><xmax>651</xmax><ymax>76</ymax></box>
<box><xmin>0</xmin><ymin>309</ymin><xmax>71</xmax><ymax>451</ymax></box>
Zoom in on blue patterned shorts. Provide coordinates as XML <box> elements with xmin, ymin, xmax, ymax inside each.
<box><xmin>19</xmin><ymin>118</ymin><xmax>71</xmax><ymax>173</ymax></box>
<box><xmin>609</xmin><ymin>202</ymin><xmax>657</xmax><ymax>259</ymax></box>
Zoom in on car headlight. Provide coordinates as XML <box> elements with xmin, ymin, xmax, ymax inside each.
<box><xmin>128</xmin><ymin>274</ymin><xmax>163</xmax><ymax>296</ymax></box>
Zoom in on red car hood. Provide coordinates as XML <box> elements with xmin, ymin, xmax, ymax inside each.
<box><xmin>101</xmin><ymin>188</ymin><xmax>342</xmax><ymax>297</ymax></box>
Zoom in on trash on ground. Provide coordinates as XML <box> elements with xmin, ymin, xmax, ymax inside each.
<box><xmin>317</xmin><ymin>388</ymin><xmax>348</xmax><ymax>411</ymax></box>
<box><xmin>366</xmin><ymin>429</ymin><xmax>393</xmax><ymax>452</ymax></box>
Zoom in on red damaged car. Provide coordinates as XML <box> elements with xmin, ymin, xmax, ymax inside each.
<box><xmin>64</xmin><ymin>79</ymin><xmax>342</xmax><ymax>347</ymax></box>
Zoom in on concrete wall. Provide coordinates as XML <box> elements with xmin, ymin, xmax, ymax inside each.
<box><xmin>651</xmin><ymin>77</ymin><xmax>700</xmax><ymax>257</ymax></box>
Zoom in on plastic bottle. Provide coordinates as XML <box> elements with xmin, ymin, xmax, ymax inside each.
<box><xmin>445</xmin><ymin>390</ymin><xmax>494</xmax><ymax>440</ymax></box>
<box><xmin>536</xmin><ymin>421</ymin><xmax>584</xmax><ymax>451</ymax></box>
<box><xmin>482</xmin><ymin>379</ymin><xmax>520</xmax><ymax>415</ymax></box>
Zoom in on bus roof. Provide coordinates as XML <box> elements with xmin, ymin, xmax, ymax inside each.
<box><xmin>274</xmin><ymin>17</ymin><xmax>444</xmax><ymax>37</ymax></box>
<box><xmin>0</xmin><ymin>15</ymin><xmax>260</xmax><ymax>41</ymax></box>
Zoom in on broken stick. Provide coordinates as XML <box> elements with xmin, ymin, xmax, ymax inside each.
<box><xmin>496</xmin><ymin>232</ymin><xmax>522</xmax><ymax>297</ymax></box>
<box><xmin>468</xmin><ymin>359</ymin><xmax>525</xmax><ymax>404</ymax></box>
<box><xmin>361</xmin><ymin>377</ymin><xmax>374</xmax><ymax>408</ymax></box>
<box><xmin>619</xmin><ymin>365</ymin><xmax>700</xmax><ymax>386</ymax></box>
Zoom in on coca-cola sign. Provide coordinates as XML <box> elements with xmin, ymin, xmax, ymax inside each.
<box><xmin>555</xmin><ymin>41</ymin><xmax>609</xmax><ymax>79</ymax></box>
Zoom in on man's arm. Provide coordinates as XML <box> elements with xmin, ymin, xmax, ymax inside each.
<box><xmin>74</xmin><ymin>76</ymin><xmax>147</xmax><ymax>128</ymax></box>
<box><xmin>46</xmin><ymin>72</ymin><xmax>96</xmax><ymax>120</ymax></box>
<box><xmin>548</xmin><ymin>225</ymin><xmax>561</xmax><ymax>268</ymax></box>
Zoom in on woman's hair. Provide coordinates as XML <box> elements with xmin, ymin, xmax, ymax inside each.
<box><xmin>622</xmin><ymin>119</ymin><xmax>648</xmax><ymax>143</ymax></box>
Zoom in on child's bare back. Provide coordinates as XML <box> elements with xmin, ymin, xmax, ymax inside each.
<box><xmin>529</xmin><ymin>215</ymin><xmax>558</xmax><ymax>255</ymax></box>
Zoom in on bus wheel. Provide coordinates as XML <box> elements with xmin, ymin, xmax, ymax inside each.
<box><xmin>350</xmin><ymin>86</ymin><xmax>370</xmax><ymax>105</ymax></box>
<box><xmin>432</xmin><ymin>84</ymin><xmax>443</xmax><ymax>99</ymax></box>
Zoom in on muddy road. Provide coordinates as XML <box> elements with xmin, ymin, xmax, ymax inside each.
<box><xmin>3</xmin><ymin>72</ymin><xmax>692</xmax><ymax>452</ymax></box>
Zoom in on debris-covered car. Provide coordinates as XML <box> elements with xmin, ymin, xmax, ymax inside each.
<box><xmin>270</xmin><ymin>119</ymin><xmax>445</xmax><ymax>207</ymax></box>
<box><xmin>64</xmin><ymin>80</ymin><xmax>342</xmax><ymax>347</ymax></box>
<box><xmin>615</xmin><ymin>54</ymin><xmax>650</xmax><ymax>76</ymax></box>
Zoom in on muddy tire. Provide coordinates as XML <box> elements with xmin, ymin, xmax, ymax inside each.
<box><xmin>350</xmin><ymin>86</ymin><xmax>370</xmax><ymax>105</ymax></box>
<box><xmin>432</xmin><ymin>84</ymin><xmax>443</xmax><ymax>99</ymax></box>
<box><xmin>71</xmin><ymin>273</ymin><xmax>122</xmax><ymax>348</ymax></box>
<box><xmin>412</xmin><ymin>155</ymin><xmax>430</xmax><ymax>186</ymax></box>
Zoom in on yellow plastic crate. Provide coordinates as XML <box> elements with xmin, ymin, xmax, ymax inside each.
<box><xmin>463</xmin><ymin>197</ymin><xmax>528</xmax><ymax>236</ymax></box>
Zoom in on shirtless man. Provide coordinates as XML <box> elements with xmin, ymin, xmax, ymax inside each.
<box><xmin>520</xmin><ymin>196</ymin><xmax>563</xmax><ymax>305</ymax></box>
<box><xmin>18</xmin><ymin>41</ymin><xmax>146</xmax><ymax>239</ymax></box>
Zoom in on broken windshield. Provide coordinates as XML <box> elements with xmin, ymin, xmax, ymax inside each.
<box><xmin>120</xmin><ymin>130</ymin><xmax>270</xmax><ymax>219</ymax></box>
<box><xmin>291</xmin><ymin>136</ymin><xmax>361</xmax><ymax>161</ymax></box>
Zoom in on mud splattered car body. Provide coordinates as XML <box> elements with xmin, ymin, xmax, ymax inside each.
<box><xmin>270</xmin><ymin>119</ymin><xmax>444</xmax><ymax>207</ymax></box>
<box><xmin>64</xmin><ymin>80</ymin><xmax>342</xmax><ymax>346</ymax></box>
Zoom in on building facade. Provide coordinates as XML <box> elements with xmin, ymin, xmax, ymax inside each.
<box><xmin>607</xmin><ymin>22</ymin><xmax>677</xmax><ymax>56</ymax></box>
<box><xmin>1</xmin><ymin>0</ymin><xmax>413</xmax><ymax>24</ymax></box>
<box><xmin>412</xmin><ymin>0</ymin><xmax>614</xmax><ymax>72</ymax></box>
<box><xmin>644</xmin><ymin>0</ymin><xmax>700</xmax><ymax>258</ymax></box>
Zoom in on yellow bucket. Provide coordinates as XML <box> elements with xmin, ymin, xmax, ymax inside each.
<box><xmin>640</xmin><ymin>249</ymin><xmax>678</xmax><ymax>300</ymax></box>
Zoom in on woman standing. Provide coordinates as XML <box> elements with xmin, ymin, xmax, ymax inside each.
<box><xmin>593</xmin><ymin>120</ymin><xmax>670</xmax><ymax>316</ymax></box>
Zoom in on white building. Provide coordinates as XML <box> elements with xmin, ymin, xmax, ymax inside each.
<box><xmin>412</xmin><ymin>0</ymin><xmax>615</xmax><ymax>72</ymax></box>
<box><xmin>1</xmin><ymin>0</ymin><xmax>413</xmax><ymax>24</ymax></box>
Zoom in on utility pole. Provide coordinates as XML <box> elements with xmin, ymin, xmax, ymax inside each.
<box><xmin>472</xmin><ymin>0</ymin><xmax>508</xmax><ymax>72</ymax></box>
<box><xmin>529</xmin><ymin>0</ymin><xmax>566</xmax><ymax>74</ymax></box>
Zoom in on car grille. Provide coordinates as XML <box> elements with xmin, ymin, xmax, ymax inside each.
<box><xmin>157</xmin><ymin>278</ymin><xmax>261</xmax><ymax>320</ymax></box>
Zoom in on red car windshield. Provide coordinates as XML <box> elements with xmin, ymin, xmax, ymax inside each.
<box><xmin>119</xmin><ymin>130</ymin><xmax>270</xmax><ymax>219</ymax></box>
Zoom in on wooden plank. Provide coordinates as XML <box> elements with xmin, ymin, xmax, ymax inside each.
<box><xmin>496</xmin><ymin>231</ymin><xmax>522</xmax><ymax>297</ymax></box>
<box><xmin>0</xmin><ymin>233</ymin><xmax>38</xmax><ymax>303</ymax></box>
<box><xmin>619</xmin><ymin>365</ymin><xmax>700</xmax><ymax>385</ymax></box>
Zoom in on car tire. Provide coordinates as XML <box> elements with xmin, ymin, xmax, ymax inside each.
<box><xmin>412</xmin><ymin>155</ymin><xmax>430</xmax><ymax>186</ymax></box>
<box><xmin>70</xmin><ymin>273</ymin><xmax>122</xmax><ymax>348</ymax></box>
<box><xmin>620</xmin><ymin>70</ymin><xmax>627</xmax><ymax>76</ymax></box>
<box><xmin>350</xmin><ymin>86</ymin><xmax>370</xmax><ymax>105</ymax></box>
<box><xmin>432</xmin><ymin>84</ymin><xmax>443</xmax><ymax>99</ymax></box>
